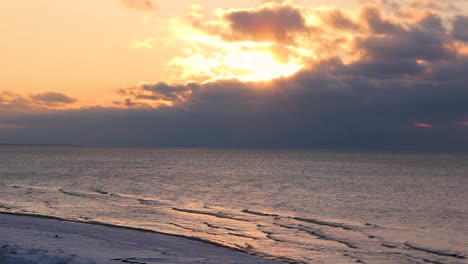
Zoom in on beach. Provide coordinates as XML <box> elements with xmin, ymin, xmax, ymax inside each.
<box><xmin>0</xmin><ymin>213</ymin><xmax>278</xmax><ymax>264</ymax></box>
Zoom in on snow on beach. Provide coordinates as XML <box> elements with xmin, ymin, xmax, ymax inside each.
<box><xmin>0</xmin><ymin>213</ymin><xmax>278</xmax><ymax>264</ymax></box>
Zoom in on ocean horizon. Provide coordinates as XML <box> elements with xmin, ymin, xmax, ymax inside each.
<box><xmin>1</xmin><ymin>146</ymin><xmax>466</xmax><ymax>263</ymax></box>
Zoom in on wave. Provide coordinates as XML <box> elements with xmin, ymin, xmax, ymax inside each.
<box><xmin>1</xmin><ymin>185</ymin><xmax>466</xmax><ymax>264</ymax></box>
<box><xmin>0</xmin><ymin>204</ymin><xmax>12</xmax><ymax>210</ymax></box>
<box><xmin>203</xmin><ymin>222</ymin><xmax>238</xmax><ymax>232</ymax></box>
<box><xmin>292</xmin><ymin>217</ymin><xmax>355</xmax><ymax>231</ymax></box>
<box><xmin>242</xmin><ymin>209</ymin><xmax>279</xmax><ymax>217</ymax></box>
<box><xmin>404</xmin><ymin>243</ymin><xmax>466</xmax><ymax>259</ymax></box>
<box><xmin>89</xmin><ymin>188</ymin><xmax>109</xmax><ymax>195</ymax></box>
<box><xmin>137</xmin><ymin>198</ymin><xmax>165</xmax><ymax>206</ymax></box>
<box><xmin>172</xmin><ymin>208</ymin><xmax>250</xmax><ymax>222</ymax></box>
<box><xmin>273</xmin><ymin>222</ymin><xmax>357</xmax><ymax>249</ymax></box>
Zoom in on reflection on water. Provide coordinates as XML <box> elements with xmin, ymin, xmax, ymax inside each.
<box><xmin>0</xmin><ymin>147</ymin><xmax>467</xmax><ymax>263</ymax></box>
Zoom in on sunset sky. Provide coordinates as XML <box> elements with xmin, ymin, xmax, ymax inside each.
<box><xmin>1</xmin><ymin>0</ymin><xmax>468</xmax><ymax>150</ymax></box>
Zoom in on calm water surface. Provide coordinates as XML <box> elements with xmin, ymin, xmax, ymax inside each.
<box><xmin>0</xmin><ymin>147</ymin><xmax>467</xmax><ymax>263</ymax></box>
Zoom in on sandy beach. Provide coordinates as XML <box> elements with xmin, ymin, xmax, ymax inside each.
<box><xmin>0</xmin><ymin>213</ymin><xmax>278</xmax><ymax>264</ymax></box>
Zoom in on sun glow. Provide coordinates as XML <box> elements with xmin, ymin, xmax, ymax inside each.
<box><xmin>169</xmin><ymin>47</ymin><xmax>304</xmax><ymax>82</ymax></box>
<box><xmin>221</xmin><ymin>50</ymin><xmax>303</xmax><ymax>82</ymax></box>
<box><xmin>168</xmin><ymin>37</ymin><xmax>304</xmax><ymax>82</ymax></box>
<box><xmin>167</xmin><ymin>39</ymin><xmax>304</xmax><ymax>82</ymax></box>
<box><xmin>166</xmin><ymin>15</ymin><xmax>305</xmax><ymax>83</ymax></box>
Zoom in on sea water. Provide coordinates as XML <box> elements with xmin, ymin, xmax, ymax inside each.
<box><xmin>0</xmin><ymin>147</ymin><xmax>467</xmax><ymax>263</ymax></box>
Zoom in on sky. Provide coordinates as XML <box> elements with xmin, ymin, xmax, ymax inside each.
<box><xmin>1</xmin><ymin>0</ymin><xmax>468</xmax><ymax>150</ymax></box>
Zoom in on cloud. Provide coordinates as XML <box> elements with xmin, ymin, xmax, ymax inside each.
<box><xmin>0</xmin><ymin>91</ymin><xmax>78</xmax><ymax>111</ymax></box>
<box><xmin>166</xmin><ymin>0</ymin><xmax>468</xmax><ymax>83</ymax></box>
<box><xmin>116</xmin><ymin>52</ymin><xmax>468</xmax><ymax>115</ymax></box>
<box><xmin>319</xmin><ymin>9</ymin><xmax>360</xmax><ymax>31</ymax></box>
<box><xmin>414</xmin><ymin>122</ymin><xmax>433</xmax><ymax>128</ymax></box>
<box><xmin>380</xmin><ymin>0</ymin><xmax>400</xmax><ymax>11</ymax></box>
<box><xmin>106</xmin><ymin>6</ymin><xmax>468</xmax><ymax>149</ymax></box>
<box><xmin>182</xmin><ymin>2</ymin><xmax>315</xmax><ymax>45</ymax></box>
<box><xmin>3</xmin><ymin>52</ymin><xmax>468</xmax><ymax>149</ymax></box>
<box><xmin>453</xmin><ymin>15</ymin><xmax>468</xmax><ymax>42</ymax></box>
<box><xmin>0</xmin><ymin>123</ymin><xmax>25</xmax><ymax>130</ymax></box>
<box><xmin>408</xmin><ymin>0</ymin><xmax>442</xmax><ymax>10</ymax></box>
<box><xmin>360</xmin><ymin>5</ymin><xmax>402</xmax><ymax>34</ymax></box>
<box><xmin>31</xmin><ymin>92</ymin><xmax>77</xmax><ymax>106</ymax></box>
<box><xmin>117</xmin><ymin>83</ymin><xmax>193</xmax><ymax>108</ymax></box>
<box><xmin>121</xmin><ymin>0</ymin><xmax>158</xmax><ymax>11</ymax></box>
<box><xmin>2</xmin><ymin>1</ymin><xmax>468</xmax><ymax>151</ymax></box>
<box><xmin>355</xmin><ymin>12</ymin><xmax>455</xmax><ymax>62</ymax></box>
<box><xmin>222</xmin><ymin>3</ymin><xmax>311</xmax><ymax>44</ymax></box>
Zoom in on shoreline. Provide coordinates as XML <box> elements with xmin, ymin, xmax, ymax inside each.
<box><xmin>0</xmin><ymin>212</ymin><xmax>280</xmax><ymax>264</ymax></box>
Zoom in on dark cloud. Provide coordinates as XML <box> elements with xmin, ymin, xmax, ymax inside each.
<box><xmin>360</xmin><ymin>5</ymin><xmax>402</xmax><ymax>34</ymax></box>
<box><xmin>453</xmin><ymin>15</ymin><xmax>468</xmax><ymax>42</ymax></box>
<box><xmin>1</xmin><ymin>3</ymin><xmax>468</xmax><ymax>151</ymax></box>
<box><xmin>221</xmin><ymin>4</ymin><xmax>310</xmax><ymax>43</ymax></box>
<box><xmin>355</xmin><ymin>13</ymin><xmax>455</xmax><ymax>62</ymax></box>
<box><xmin>3</xmin><ymin>60</ymin><xmax>468</xmax><ymax>150</ymax></box>
<box><xmin>0</xmin><ymin>92</ymin><xmax>33</xmax><ymax>111</ymax></box>
<box><xmin>118</xmin><ymin>83</ymin><xmax>193</xmax><ymax>108</ymax></box>
<box><xmin>139</xmin><ymin>83</ymin><xmax>192</xmax><ymax>100</ymax></box>
<box><xmin>320</xmin><ymin>9</ymin><xmax>360</xmax><ymax>31</ymax></box>
<box><xmin>408</xmin><ymin>0</ymin><xmax>442</xmax><ymax>11</ymax></box>
<box><xmin>4</xmin><ymin>62</ymin><xmax>467</xmax><ymax>150</ymax></box>
<box><xmin>342</xmin><ymin>58</ymin><xmax>425</xmax><ymax>77</ymax></box>
<box><xmin>106</xmin><ymin>2</ymin><xmax>468</xmax><ymax>149</ymax></box>
<box><xmin>94</xmin><ymin>48</ymin><xmax>468</xmax><ymax>151</ymax></box>
<box><xmin>427</xmin><ymin>56</ymin><xmax>468</xmax><ymax>82</ymax></box>
<box><xmin>31</xmin><ymin>92</ymin><xmax>77</xmax><ymax>106</ymax></box>
<box><xmin>380</xmin><ymin>0</ymin><xmax>400</xmax><ymax>11</ymax></box>
<box><xmin>0</xmin><ymin>91</ymin><xmax>77</xmax><ymax>111</ymax></box>
<box><xmin>418</xmin><ymin>13</ymin><xmax>445</xmax><ymax>32</ymax></box>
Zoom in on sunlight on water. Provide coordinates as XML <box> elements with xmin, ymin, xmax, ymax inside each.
<box><xmin>0</xmin><ymin>147</ymin><xmax>467</xmax><ymax>263</ymax></box>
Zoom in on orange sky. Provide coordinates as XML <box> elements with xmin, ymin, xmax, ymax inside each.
<box><xmin>1</xmin><ymin>0</ymin><xmax>468</xmax><ymax>149</ymax></box>
<box><xmin>0</xmin><ymin>1</ymin><xmax>363</xmax><ymax>106</ymax></box>
<box><xmin>1</xmin><ymin>0</ymin><xmax>467</xmax><ymax>108</ymax></box>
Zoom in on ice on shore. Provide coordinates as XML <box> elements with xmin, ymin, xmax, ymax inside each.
<box><xmin>0</xmin><ymin>213</ymin><xmax>277</xmax><ymax>264</ymax></box>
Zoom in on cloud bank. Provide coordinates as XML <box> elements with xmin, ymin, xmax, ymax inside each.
<box><xmin>1</xmin><ymin>0</ymin><xmax>467</xmax><ymax>151</ymax></box>
<box><xmin>0</xmin><ymin>91</ymin><xmax>78</xmax><ymax>112</ymax></box>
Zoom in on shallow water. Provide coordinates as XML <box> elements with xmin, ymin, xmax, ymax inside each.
<box><xmin>0</xmin><ymin>147</ymin><xmax>467</xmax><ymax>263</ymax></box>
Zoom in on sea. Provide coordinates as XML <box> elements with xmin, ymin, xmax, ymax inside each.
<box><xmin>0</xmin><ymin>147</ymin><xmax>467</xmax><ymax>264</ymax></box>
